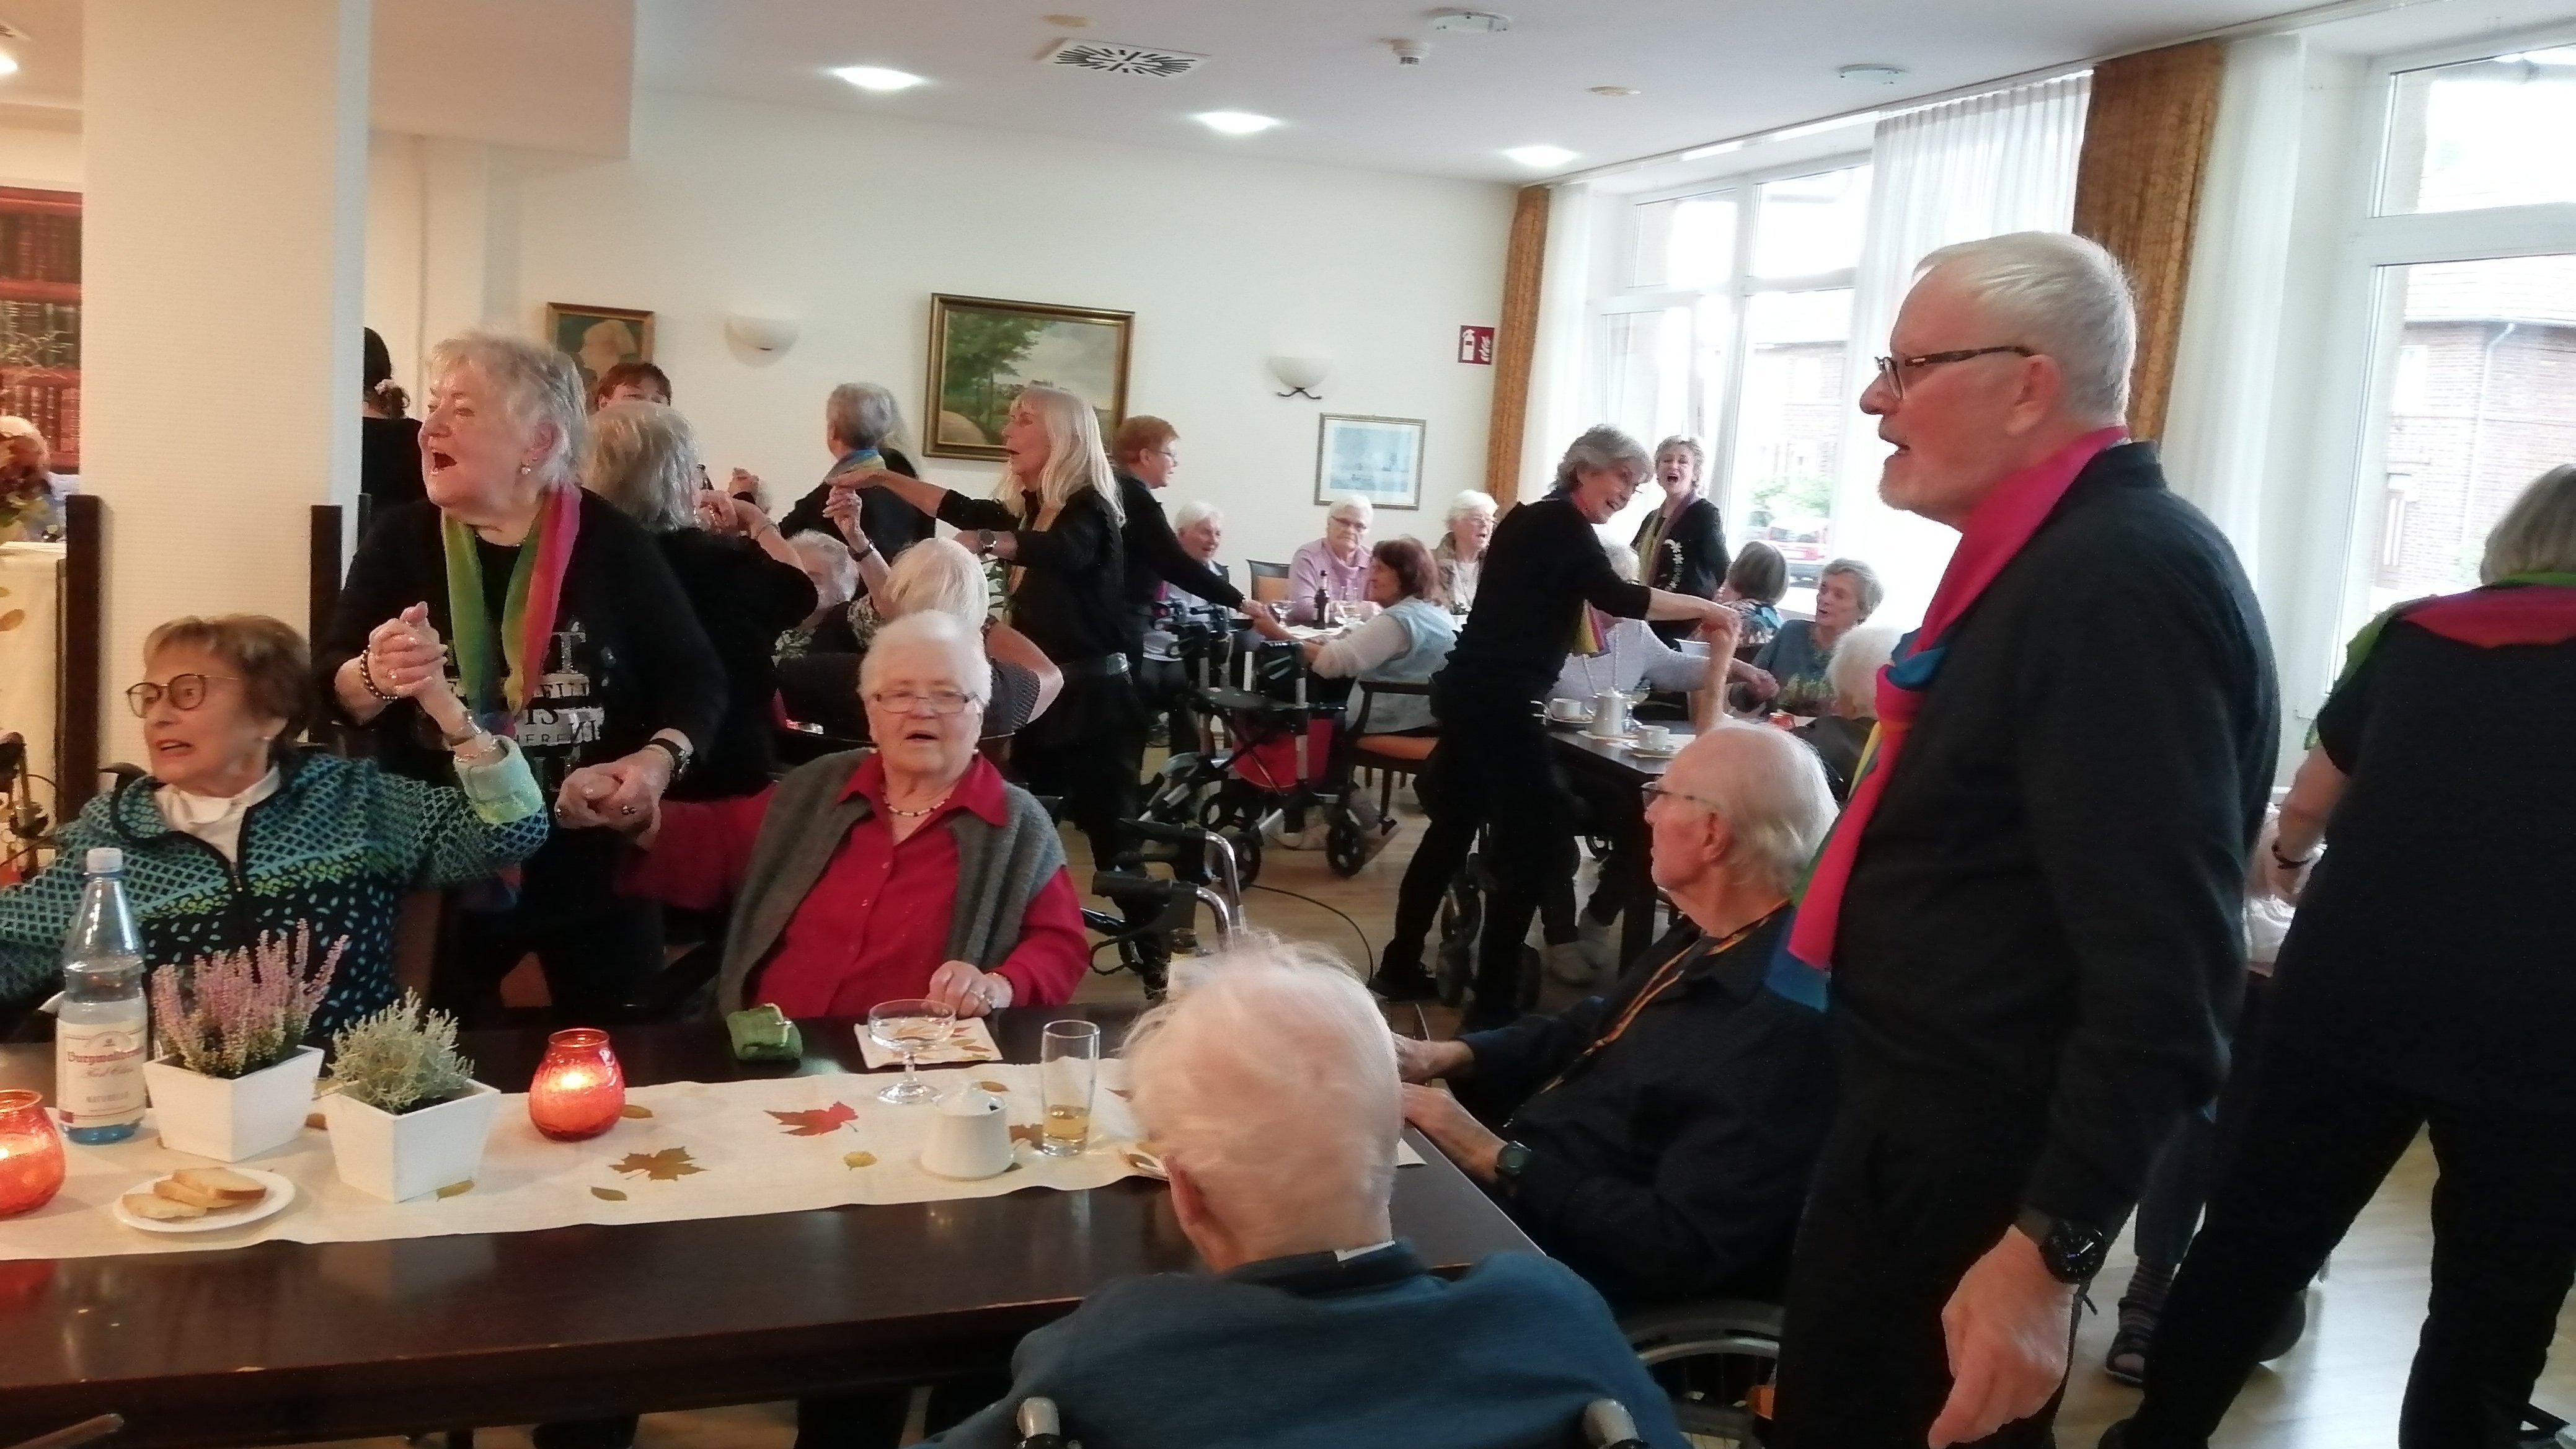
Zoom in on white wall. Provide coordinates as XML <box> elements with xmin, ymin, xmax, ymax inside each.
<box><xmin>490</xmin><ymin>91</ymin><xmax>1513</xmax><ymax>567</ymax></box>
<box><xmin>0</xmin><ymin>114</ymin><xmax>79</xmax><ymax>190</ymax></box>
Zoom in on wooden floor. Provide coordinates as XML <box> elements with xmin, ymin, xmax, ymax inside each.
<box><xmin>323</xmin><ymin>781</ymin><xmax>2567</xmax><ymax>1449</ymax></box>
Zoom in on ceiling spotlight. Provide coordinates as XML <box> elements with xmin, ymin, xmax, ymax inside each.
<box><xmin>1197</xmin><ymin>110</ymin><xmax>1282</xmax><ymax>136</ymax></box>
<box><xmin>831</xmin><ymin>65</ymin><xmax>927</xmax><ymax>92</ymax></box>
<box><xmin>0</xmin><ymin>52</ymin><xmax>19</xmax><ymax>78</ymax></box>
<box><xmin>1836</xmin><ymin>63</ymin><xmax>1908</xmax><ymax>85</ymax></box>
<box><xmin>1503</xmin><ymin>144</ymin><xmax>1577</xmax><ymax>169</ymax></box>
<box><xmin>1588</xmin><ymin>85</ymin><xmax>1640</xmax><ymax>98</ymax></box>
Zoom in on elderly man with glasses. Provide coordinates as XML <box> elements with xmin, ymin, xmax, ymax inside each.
<box><xmin>589</xmin><ymin>611</ymin><xmax>1086</xmax><ymax>1022</ymax></box>
<box><xmin>1397</xmin><ymin>724</ymin><xmax>1838</xmax><ymax>1311</ymax></box>
<box><xmin>1767</xmin><ymin>233</ymin><xmax>2278</xmax><ymax>1449</ymax></box>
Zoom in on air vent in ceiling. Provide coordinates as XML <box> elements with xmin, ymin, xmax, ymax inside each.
<box><xmin>1043</xmin><ymin>39</ymin><xmax>1208</xmax><ymax>78</ymax></box>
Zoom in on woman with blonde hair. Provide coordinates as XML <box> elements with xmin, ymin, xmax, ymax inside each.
<box><xmin>848</xmin><ymin>389</ymin><xmax>1149</xmax><ymax>954</ymax></box>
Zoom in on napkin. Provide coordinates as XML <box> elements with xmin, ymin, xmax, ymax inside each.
<box><xmin>725</xmin><ymin>1004</ymin><xmax>802</xmax><ymax>1061</ymax></box>
<box><xmin>853</xmin><ymin>1017</ymin><xmax>1002</xmax><ymax>1070</ymax></box>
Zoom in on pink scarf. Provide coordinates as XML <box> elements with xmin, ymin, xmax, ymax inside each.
<box><xmin>1788</xmin><ymin>426</ymin><xmax>2128</xmax><ymax>972</ymax></box>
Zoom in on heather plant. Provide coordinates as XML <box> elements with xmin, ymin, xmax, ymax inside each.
<box><xmin>327</xmin><ymin>993</ymin><xmax>475</xmax><ymax>1114</ymax></box>
<box><xmin>148</xmin><ymin>926</ymin><xmax>345</xmax><ymax>1079</ymax></box>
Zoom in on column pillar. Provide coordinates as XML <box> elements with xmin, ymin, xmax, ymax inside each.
<box><xmin>82</xmin><ymin>0</ymin><xmax>370</xmax><ymax>760</ymax></box>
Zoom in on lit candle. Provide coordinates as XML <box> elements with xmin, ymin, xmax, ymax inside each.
<box><xmin>0</xmin><ymin>1088</ymin><xmax>66</xmax><ymax>1217</ymax></box>
<box><xmin>528</xmin><ymin>1028</ymin><xmax>625</xmax><ymax>1142</ymax></box>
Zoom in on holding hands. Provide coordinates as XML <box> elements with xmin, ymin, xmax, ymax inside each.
<box><xmin>552</xmin><ymin>738</ymin><xmax>682</xmax><ymax>831</ymax></box>
<box><xmin>365</xmin><ymin>603</ymin><xmax>477</xmax><ymax>738</ymax></box>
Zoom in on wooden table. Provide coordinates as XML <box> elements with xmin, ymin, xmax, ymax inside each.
<box><xmin>0</xmin><ymin>1007</ymin><xmax>1534</xmax><ymax>1449</ymax></box>
<box><xmin>1548</xmin><ymin>722</ymin><xmax>1675</xmax><ymax>968</ymax></box>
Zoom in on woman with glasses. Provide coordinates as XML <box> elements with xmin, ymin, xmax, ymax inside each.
<box><xmin>0</xmin><ymin>614</ymin><xmax>546</xmax><ymax>1037</ymax></box>
<box><xmin>590</xmin><ymin>611</ymin><xmax>1085</xmax><ymax>1023</ymax></box>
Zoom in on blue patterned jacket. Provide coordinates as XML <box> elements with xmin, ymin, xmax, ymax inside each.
<box><xmin>0</xmin><ymin>748</ymin><xmax>547</xmax><ymax>1038</ymax></box>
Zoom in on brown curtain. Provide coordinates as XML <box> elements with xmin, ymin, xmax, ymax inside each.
<box><xmin>2072</xmin><ymin>40</ymin><xmax>2226</xmax><ymax>442</ymax></box>
<box><xmin>1485</xmin><ymin>185</ymin><xmax>1549</xmax><ymax>507</ymax></box>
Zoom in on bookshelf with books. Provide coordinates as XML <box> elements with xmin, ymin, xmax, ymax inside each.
<box><xmin>0</xmin><ymin>187</ymin><xmax>78</xmax><ymax>472</ymax></box>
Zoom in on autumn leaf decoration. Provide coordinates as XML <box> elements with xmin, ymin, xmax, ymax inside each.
<box><xmin>1008</xmin><ymin>1123</ymin><xmax>1044</xmax><ymax>1148</ymax></box>
<box><xmin>768</xmin><ymin>1102</ymin><xmax>858</xmax><ymax>1137</ymax></box>
<box><xmin>611</xmin><ymin>1147</ymin><xmax>705</xmax><ymax>1182</ymax></box>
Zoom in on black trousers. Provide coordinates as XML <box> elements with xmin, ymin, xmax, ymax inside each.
<box><xmin>2126</xmin><ymin>1044</ymin><xmax>2576</xmax><ymax>1449</ymax></box>
<box><xmin>1420</xmin><ymin>696</ymin><xmax>1570</xmax><ymax>1030</ymax></box>
<box><xmin>1773</xmin><ymin>1086</ymin><xmax>2069</xmax><ymax>1449</ymax></box>
<box><xmin>795</xmin><ymin>1375</ymin><xmax>1010</xmax><ymax>1449</ymax></box>
<box><xmin>1012</xmin><ymin>677</ymin><xmax>1149</xmax><ymax>934</ymax></box>
<box><xmin>1385</xmin><ymin>809</ymin><xmax>1476</xmax><ymax>974</ymax></box>
<box><xmin>436</xmin><ymin>891</ymin><xmax>665</xmax><ymax>1027</ymax></box>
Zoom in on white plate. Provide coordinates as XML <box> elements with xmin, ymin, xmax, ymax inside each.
<box><xmin>111</xmin><ymin>1168</ymin><xmax>297</xmax><ymax>1234</ymax></box>
<box><xmin>1627</xmin><ymin>742</ymin><xmax>1685</xmax><ymax>759</ymax></box>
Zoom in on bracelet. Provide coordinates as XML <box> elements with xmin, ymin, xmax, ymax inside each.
<box><xmin>356</xmin><ymin>649</ymin><xmax>397</xmax><ymax>702</ymax></box>
<box><xmin>2270</xmin><ymin>843</ymin><xmax>2315</xmax><ymax>869</ymax></box>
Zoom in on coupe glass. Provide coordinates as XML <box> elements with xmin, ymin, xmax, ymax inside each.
<box><xmin>868</xmin><ymin>998</ymin><xmax>957</xmax><ymax>1105</ymax></box>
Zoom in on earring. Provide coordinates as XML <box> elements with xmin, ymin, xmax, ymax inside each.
<box><xmin>518</xmin><ymin>463</ymin><xmax>533</xmax><ymax>476</ymax></box>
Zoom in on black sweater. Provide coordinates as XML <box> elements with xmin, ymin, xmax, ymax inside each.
<box><xmin>655</xmin><ymin>530</ymin><xmax>817</xmax><ymax>801</ymax></box>
<box><xmin>776</xmin><ymin>445</ymin><xmax>934</xmax><ymax>556</ymax></box>
<box><xmin>1442</xmin><ymin>494</ymin><xmax>1652</xmax><ymax>702</ymax></box>
<box><xmin>936</xmin><ymin>485</ymin><xmax>1130</xmax><ymax>666</ymax></box>
<box><xmin>1631</xmin><ymin>494</ymin><xmax>1730</xmax><ymax>599</ymax></box>
<box><xmin>1830</xmin><ymin>441</ymin><xmax>2278</xmax><ymax>1231</ymax></box>
<box><xmin>1118</xmin><ymin>472</ymin><xmax>1243</xmax><ymax>629</ymax></box>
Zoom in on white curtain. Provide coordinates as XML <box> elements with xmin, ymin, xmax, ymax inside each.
<box><xmin>2159</xmin><ymin>35</ymin><xmax>2308</xmax><ymax>578</ymax></box>
<box><xmin>1831</xmin><ymin>73</ymin><xmax>2092</xmax><ymax>629</ymax></box>
<box><xmin>1520</xmin><ymin>180</ymin><xmax>1596</xmax><ymax>502</ymax></box>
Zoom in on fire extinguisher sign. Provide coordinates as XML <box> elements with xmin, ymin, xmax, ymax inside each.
<box><xmin>1458</xmin><ymin>326</ymin><xmax>1497</xmax><ymax>365</ymax></box>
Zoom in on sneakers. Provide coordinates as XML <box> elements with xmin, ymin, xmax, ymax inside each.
<box><xmin>1370</xmin><ymin>946</ymin><xmax>1438</xmax><ymax>1003</ymax></box>
<box><xmin>1544</xmin><ymin>940</ymin><xmax>1600</xmax><ymax>986</ymax></box>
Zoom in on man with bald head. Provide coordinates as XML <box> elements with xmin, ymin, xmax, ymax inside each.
<box><xmin>927</xmin><ymin>944</ymin><xmax>1683</xmax><ymax>1448</ymax></box>
<box><xmin>1769</xmin><ymin>233</ymin><xmax>2278</xmax><ymax>1449</ymax></box>
<box><xmin>1399</xmin><ymin>723</ymin><xmax>1838</xmax><ymax>1309</ymax></box>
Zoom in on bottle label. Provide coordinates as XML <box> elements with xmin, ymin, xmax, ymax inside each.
<box><xmin>56</xmin><ymin>1008</ymin><xmax>149</xmax><ymax>1125</ymax></box>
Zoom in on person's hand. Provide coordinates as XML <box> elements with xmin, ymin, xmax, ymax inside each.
<box><xmin>1391</xmin><ymin>1034</ymin><xmax>1471</xmax><ymax>1084</ymax></box>
<box><xmin>1400</xmin><ymin>1083</ymin><xmax>1504</xmax><ymax>1182</ymax></box>
<box><xmin>1299</xmin><ymin>639</ymin><xmax>1326</xmax><ymax>668</ymax></box>
<box><xmin>2263</xmin><ymin>846</ymin><xmax>2314</xmax><ymax>903</ymax></box>
<box><xmin>1926</xmin><ymin>1228</ymin><xmax>2078</xmax><ymax>1447</ymax></box>
<box><xmin>728</xmin><ymin>467</ymin><xmax>763</xmax><ymax>499</ymax></box>
<box><xmin>1696</xmin><ymin>601</ymin><xmax>1742</xmax><ymax>661</ymax></box>
<box><xmin>365</xmin><ymin>603</ymin><xmax>449</xmax><ymax>699</ymax></box>
<box><xmin>1728</xmin><ymin>658</ymin><xmax>1777</xmax><ymax>699</ymax></box>
<box><xmin>552</xmin><ymin>747</ymin><xmax>675</xmax><ymax>829</ymax></box>
<box><xmin>552</xmin><ymin>764</ymin><xmax>624</xmax><ymax>830</ymax></box>
<box><xmin>927</xmin><ymin>959</ymin><xmax>1013</xmax><ymax>1017</ymax></box>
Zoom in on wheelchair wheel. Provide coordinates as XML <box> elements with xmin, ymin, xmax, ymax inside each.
<box><xmin>1628</xmin><ymin>1300</ymin><xmax>1782</xmax><ymax>1449</ymax></box>
<box><xmin>1324</xmin><ymin>812</ymin><xmax>1366</xmax><ymax>877</ymax></box>
<box><xmin>1221</xmin><ymin>822</ymin><xmax>1262</xmax><ymax>888</ymax></box>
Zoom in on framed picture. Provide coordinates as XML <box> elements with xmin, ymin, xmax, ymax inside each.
<box><xmin>925</xmin><ymin>294</ymin><xmax>1133</xmax><ymax>461</ymax></box>
<box><xmin>1314</xmin><ymin>414</ymin><xmax>1426</xmax><ymax>511</ymax></box>
<box><xmin>544</xmin><ymin>303</ymin><xmax>655</xmax><ymax>394</ymax></box>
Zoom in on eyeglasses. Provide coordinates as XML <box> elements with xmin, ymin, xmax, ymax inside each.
<box><xmin>126</xmin><ymin>673</ymin><xmax>237</xmax><ymax>716</ymax></box>
<box><xmin>864</xmin><ymin>688</ymin><xmax>980</xmax><ymax>717</ymax></box>
<box><xmin>1871</xmin><ymin>345</ymin><xmax>2035</xmax><ymax>402</ymax></box>
<box><xmin>1639</xmin><ymin>781</ymin><xmax>1721</xmax><ymax>813</ymax></box>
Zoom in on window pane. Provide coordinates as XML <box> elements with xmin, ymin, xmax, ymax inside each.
<box><xmin>1606</xmin><ymin>307</ymin><xmax>1693</xmax><ymax>449</ymax></box>
<box><xmin>2349</xmin><ymin>255</ymin><xmax>2576</xmax><ymax>639</ymax></box>
<box><xmin>1692</xmin><ymin>293</ymin><xmax>1735</xmax><ymax>456</ymax></box>
<box><xmin>1728</xmin><ymin>288</ymin><xmax>1854</xmax><ymax>592</ymax></box>
<box><xmin>1630</xmin><ymin>192</ymin><xmax>1735</xmax><ymax>291</ymax></box>
<box><xmin>2383</xmin><ymin>50</ymin><xmax>2576</xmax><ymax>214</ymax></box>
<box><xmin>1750</xmin><ymin>166</ymin><xmax>1872</xmax><ymax>278</ymax></box>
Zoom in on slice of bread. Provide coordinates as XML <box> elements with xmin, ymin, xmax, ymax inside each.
<box><xmin>154</xmin><ymin>1177</ymin><xmax>234</xmax><ymax>1209</ymax></box>
<box><xmin>123</xmin><ymin>1191</ymin><xmax>205</xmax><ymax>1221</ymax></box>
<box><xmin>171</xmin><ymin>1167</ymin><xmax>267</xmax><ymax>1202</ymax></box>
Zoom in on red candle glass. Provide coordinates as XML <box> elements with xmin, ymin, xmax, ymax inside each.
<box><xmin>0</xmin><ymin>1088</ymin><xmax>66</xmax><ymax>1217</ymax></box>
<box><xmin>528</xmin><ymin>1028</ymin><xmax>625</xmax><ymax>1142</ymax></box>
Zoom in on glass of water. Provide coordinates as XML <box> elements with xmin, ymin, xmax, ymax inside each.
<box><xmin>1038</xmin><ymin>1020</ymin><xmax>1102</xmax><ymax>1157</ymax></box>
<box><xmin>868</xmin><ymin>998</ymin><xmax>956</xmax><ymax>1105</ymax></box>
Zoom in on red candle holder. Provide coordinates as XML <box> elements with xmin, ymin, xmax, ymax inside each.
<box><xmin>528</xmin><ymin>1028</ymin><xmax>625</xmax><ymax>1142</ymax></box>
<box><xmin>0</xmin><ymin>1088</ymin><xmax>66</xmax><ymax>1217</ymax></box>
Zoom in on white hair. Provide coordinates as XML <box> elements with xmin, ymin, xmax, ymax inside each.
<box><xmin>2483</xmin><ymin>463</ymin><xmax>2576</xmax><ymax>581</ymax></box>
<box><xmin>1172</xmin><ymin>499</ymin><xmax>1223</xmax><ymax>533</ymax></box>
<box><xmin>1668</xmin><ymin>722</ymin><xmax>1839</xmax><ymax>896</ymax></box>
<box><xmin>1818</xmin><ymin>557</ymin><xmax>1886</xmax><ymax>618</ymax></box>
<box><xmin>1914</xmin><ymin>231</ymin><xmax>2135</xmax><ymax>425</ymax></box>
<box><xmin>1328</xmin><ymin>493</ymin><xmax>1374</xmax><ymax>524</ymax></box>
<box><xmin>1601</xmin><ymin>542</ymin><xmax>1640</xmax><ymax>583</ymax></box>
<box><xmin>582</xmin><ymin>399</ymin><xmax>701</xmax><ymax>534</ymax></box>
<box><xmin>1125</xmin><ymin>937</ymin><xmax>1397</xmax><ymax>1239</ymax></box>
<box><xmin>1445</xmin><ymin>489</ymin><xmax>1497</xmax><ymax>525</ymax></box>
<box><xmin>1553</xmin><ymin>423</ymin><xmax>1653</xmax><ymax>494</ymax></box>
<box><xmin>879</xmin><ymin>535</ymin><xmax>991</xmax><ymax>625</ymax></box>
<box><xmin>857</xmin><ymin>609</ymin><xmax>992</xmax><ymax>704</ymax></box>
<box><xmin>425</xmin><ymin>332</ymin><xmax>588</xmax><ymax>485</ymax></box>
<box><xmin>825</xmin><ymin>382</ymin><xmax>904</xmax><ymax>453</ymax></box>
<box><xmin>1826</xmin><ymin>625</ymin><xmax>1900</xmax><ymax>717</ymax></box>
<box><xmin>788</xmin><ymin>530</ymin><xmax>859</xmax><ymax>608</ymax></box>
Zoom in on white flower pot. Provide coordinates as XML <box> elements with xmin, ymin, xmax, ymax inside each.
<box><xmin>143</xmin><ymin>1045</ymin><xmax>325</xmax><ymax>1162</ymax></box>
<box><xmin>321</xmin><ymin>1082</ymin><xmax>502</xmax><ymax>1202</ymax></box>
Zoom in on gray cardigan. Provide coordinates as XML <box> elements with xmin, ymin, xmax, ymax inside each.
<box><xmin>715</xmin><ymin>750</ymin><xmax>1069</xmax><ymax>1014</ymax></box>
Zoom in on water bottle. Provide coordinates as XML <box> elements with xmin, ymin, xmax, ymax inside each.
<box><xmin>56</xmin><ymin>847</ymin><xmax>148</xmax><ymax>1144</ymax></box>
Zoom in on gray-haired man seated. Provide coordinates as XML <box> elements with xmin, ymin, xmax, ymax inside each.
<box><xmin>929</xmin><ymin>942</ymin><xmax>1684</xmax><ymax>1449</ymax></box>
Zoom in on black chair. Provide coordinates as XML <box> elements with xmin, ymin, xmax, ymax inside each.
<box><xmin>1246</xmin><ymin>559</ymin><xmax>1291</xmax><ymax>610</ymax></box>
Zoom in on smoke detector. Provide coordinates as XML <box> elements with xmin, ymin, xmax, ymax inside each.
<box><xmin>1429</xmin><ymin>9</ymin><xmax>1512</xmax><ymax>32</ymax></box>
<box><xmin>1389</xmin><ymin>37</ymin><xmax>1429</xmax><ymax>66</ymax></box>
<box><xmin>1043</xmin><ymin>39</ymin><xmax>1209</xmax><ymax>78</ymax></box>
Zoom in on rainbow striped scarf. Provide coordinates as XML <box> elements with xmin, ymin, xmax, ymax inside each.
<box><xmin>441</xmin><ymin>485</ymin><xmax>582</xmax><ymax>732</ymax></box>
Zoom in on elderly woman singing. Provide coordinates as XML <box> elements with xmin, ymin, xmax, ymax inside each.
<box><xmin>593</xmin><ymin>611</ymin><xmax>1086</xmax><ymax>1019</ymax></box>
<box><xmin>319</xmin><ymin>332</ymin><xmax>722</xmax><ymax>1024</ymax></box>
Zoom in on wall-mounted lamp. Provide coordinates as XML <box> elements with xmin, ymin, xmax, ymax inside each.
<box><xmin>725</xmin><ymin>314</ymin><xmax>800</xmax><ymax>355</ymax></box>
<box><xmin>1269</xmin><ymin>356</ymin><xmax>1332</xmax><ymax>399</ymax></box>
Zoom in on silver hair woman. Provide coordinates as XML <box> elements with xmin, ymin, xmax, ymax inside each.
<box><xmin>1794</xmin><ymin>623</ymin><xmax>1900</xmax><ymax>802</ymax></box>
<box><xmin>1436</xmin><ymin>489</ymin><xmax>1498</xmax><ymax>613</ymax></box>
<box><xmin>317</xmin><ymin>330</ymin><xmax>725</xmax><ymax>1019</ymax></box>
<box><xmin>1751</xmin><ymin>555</ymin><xmax>1885</xmax><ymax>717</ymax></box>
<box><xmin>825</xmin><ymin>382</ymin><xmax>905</xmax><ymax>455</ymax></box>
<box><xmin>771</xmin><ymin>380</ymin><xmax>937</xmax><ymax>563</ymax></box>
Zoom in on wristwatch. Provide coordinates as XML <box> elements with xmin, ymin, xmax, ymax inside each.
<box><xmin>642</xmin><ymin>735</ymin><xmax>694</xmax><ymax>780</ymax></box>
<box><xmin>2014</xmin><ymin>1207</ymin><xmax>2112</xmax><ymax>1284</ymax></box>
<box><xmin>975</xmin><ymin>528</ymin><xmax>1000</xmax><ymax>554</ymax></box>
<box><xmin>1494</xmin><ymin>1141</ymin><xmax>1535</xmax><ymax>1192</ymax></box>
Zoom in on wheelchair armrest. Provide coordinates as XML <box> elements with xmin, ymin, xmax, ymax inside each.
<box><xmin>1617</xmin><ymin>1296</ymin><xmax>1786</xmax><ymax>1352</ymax></box>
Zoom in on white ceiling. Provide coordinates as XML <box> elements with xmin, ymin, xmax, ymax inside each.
<box><xmin>635</xmin><ymin>0</ymin><xmax>2324</xmax><ymax>182</ymax></box>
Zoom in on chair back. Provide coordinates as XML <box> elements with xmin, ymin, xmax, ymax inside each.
<box><xmin>1247</xmin><ymin>559</ymin><xmax>1291</xmax><ymax>604</ymax></box>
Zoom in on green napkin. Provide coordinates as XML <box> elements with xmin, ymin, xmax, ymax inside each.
<box><xmin>726</xmin><ymin>1004</ymin><xmax>802</xmax><ymax>1061</ymax></box>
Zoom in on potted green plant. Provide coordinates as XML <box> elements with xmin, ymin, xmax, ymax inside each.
<box><xmin>319</xmin><ymin>993</ymin><xmax>500</xmax><ymax>1202</ymax></box>
<box><xmin>141</xmin><ymin>928</ymin><xmax>343</xmax><ymax>1161</ymax></box>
